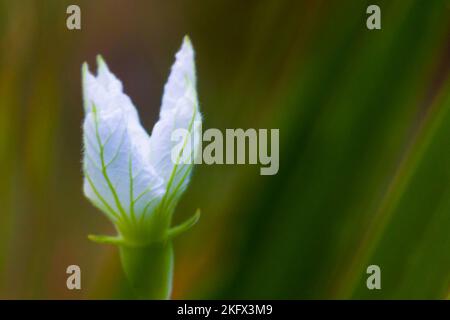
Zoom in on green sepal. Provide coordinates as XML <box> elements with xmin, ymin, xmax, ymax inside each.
<box><xmin>88</xmin><ymin>234</ymin><xmax>127</xmax><ymax>246</ymax></box>
<box><xmin>167</xmin><ymin>209</ymin><xmax>200</xmax><ymax>240</ymax></box>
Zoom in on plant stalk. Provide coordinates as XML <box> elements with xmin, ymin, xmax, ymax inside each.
<box><xmin>119</xmin><ymin>241</ymin><xmax>174</xmax><ymax>299</ymax></box>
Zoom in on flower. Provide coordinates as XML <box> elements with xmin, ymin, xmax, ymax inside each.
<box><xmin>82</xmin><ymin>36</ymin><xmax>201</xmax><ymax>247</ymax></box>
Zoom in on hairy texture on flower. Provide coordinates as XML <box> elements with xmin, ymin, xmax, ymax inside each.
<box><xmin>82</xmin><ymin>37</ymin><xmax>201</xmax><ymax>245</ymax></box>
<box><xmin>149</xmin><ymin>37</ymin><xmax>202</xmax><ymax>211</ymax></box>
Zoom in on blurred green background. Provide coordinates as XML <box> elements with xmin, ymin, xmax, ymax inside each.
<box><xmin>0</xmin><ymin>0</ymin><xmax>449</xmax><ymax>299</ymax></box>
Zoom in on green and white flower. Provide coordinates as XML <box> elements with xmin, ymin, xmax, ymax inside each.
<box><xmin>81</xmin><ymin>36</ymin><xmax>201</xmax><ymax>298</ymax></box>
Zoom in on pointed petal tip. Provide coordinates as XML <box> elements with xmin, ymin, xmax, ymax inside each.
<box><xmin>82</xmin><ymin>62</ymin><xmax>91</xmax><ymax>78</ymax></box>
<box><xmin>181</xmin><ymin>35</ymin><xmax>194</xmax><ymax>53</ymax></box>
<box><xmin>183</xmin><ymin>35</ymin><xmax>192</xmax><ymax>45</ymax></box>
<box><xmin>96</xmin><ymin>54</ymin><xmax>110</xmax><ymax>73</ymax></box>
<box><xmin>96</xmin><ymin>54</ymin><xmax>105</xmax><ymax>66</ymax></box>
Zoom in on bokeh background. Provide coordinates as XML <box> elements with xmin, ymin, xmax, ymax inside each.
<box><xmin>0</xmin><ymin>0</ymin><xmax>449</xmax><ymax>299</ymax></box>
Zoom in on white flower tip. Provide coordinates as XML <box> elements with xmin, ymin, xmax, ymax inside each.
<box><xmin>82</xmin><ymin>61</ymin><xmax>89</xmax><ymax>74</ymax></box>
<box><xmin>180</xmin><ymin>35</ymin><xmax>194</xmax><ymax>58</ymax></box>
<box><xmin>83</xmin><ymin>54</ymin><xmax>123</xmax><ymax>100</ymax></box>
<box><xmin>81</xmin><ymin>61</ymin><xmax>93</xmax><ymax>83</ymax></box>
<box><xmin>96</xmin><ymin>54</ymin><xmax>107</xmax><ymax>70</ymax></box>
<box><xmin>183</xmin><ymin>35</ymin><xmax>192</xmax><ymax>46</ymax></box>
<box><xmin>96</xmin><ymin>54</ymin><xmax>112</xmax><ymax>81</ymax></box>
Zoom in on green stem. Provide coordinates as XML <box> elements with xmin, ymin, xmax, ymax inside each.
<box><xmin>119</xmin><ymin>241</ymin><xmax>174</xmax><ymax>299</ymax></box>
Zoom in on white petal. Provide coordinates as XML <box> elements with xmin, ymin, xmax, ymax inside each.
<box><xmin>82</xmin><ymin>57</ymin><xmax>164</xmax><ymax>223</ymax></box>
<box><xmin>148</xmin><ymin>36</ymin><xmax>202</xmax><ymax>205</ymax></box>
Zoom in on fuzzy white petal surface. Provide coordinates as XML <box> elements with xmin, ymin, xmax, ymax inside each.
<box><xmin>82</xmin><ymin>58</ymin><xmax>164</xmax><ymax>222</ymax></box>
<box><xmin>148</xmin><ymin>37</ymin><xmax>202</xmax><ymax>204</ymax></box>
